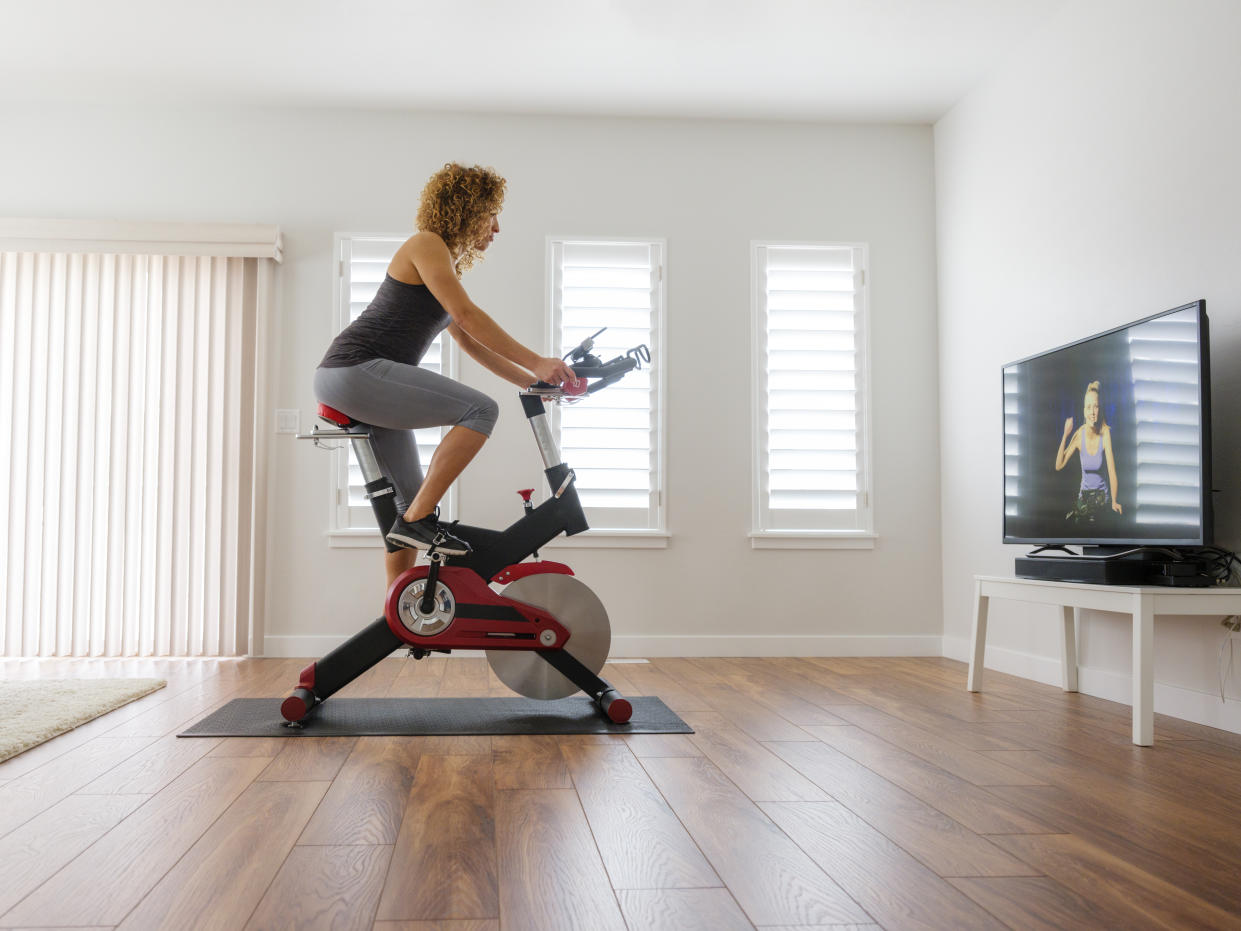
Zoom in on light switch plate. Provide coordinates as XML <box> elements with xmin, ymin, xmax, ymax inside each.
<box><xmin>275</xmin><ymin>409</ymin><xmax>300</xmax><ymax>434</ymax></box>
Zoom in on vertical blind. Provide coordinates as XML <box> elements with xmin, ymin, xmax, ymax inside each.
<box><xmin>753</xmin><ymin>243</ymin><xmax>870</xmax><ymax>533</ymax></box>
<box><xmin>550</xmin><ymin>240</ymin><xmax>662</xmax><ymax>531</ymax></box>
<box><xmin>335</xmin><ymin>236</ymin><xmax>452</xmax><ymax>530</ymax></box>
<box><xmin>0</xmin><ymin>251</ymin><xmax>266</xmax><ymax>656</ymax></box>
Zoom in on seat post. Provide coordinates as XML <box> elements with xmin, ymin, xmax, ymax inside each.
<box><xmin>349</xmin><ymin>434</ymin><xmax>385</xmax><ymax>485</ymax></box>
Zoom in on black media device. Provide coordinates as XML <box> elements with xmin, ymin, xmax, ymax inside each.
<box><xmin>1002</xmin><ymin>300</ymin><xmax>1214</xmax><ymax>584</ymax></box>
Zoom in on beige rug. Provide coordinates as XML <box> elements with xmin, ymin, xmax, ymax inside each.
<box><xmin>0</xmin><ymin>678</ymin><xmax>167</xmax><ymax>763</ymax></box>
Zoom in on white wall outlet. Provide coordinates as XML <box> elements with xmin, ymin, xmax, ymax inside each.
<box><xmin>275</xmin><ymin>409</ymin><xmax>300</xmax><ymax>434</ymax></box>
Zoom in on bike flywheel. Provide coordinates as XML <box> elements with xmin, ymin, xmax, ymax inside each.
<box><xmin>487</xmin><ymin>573</ymin><xmax>611</xmax><ymax>700</ymax></box>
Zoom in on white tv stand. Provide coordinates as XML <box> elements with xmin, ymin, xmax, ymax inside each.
<box><xmin>967</xmin><ymin>575</ymin><xmax>1241</xmax><ymax>745</ymax></box>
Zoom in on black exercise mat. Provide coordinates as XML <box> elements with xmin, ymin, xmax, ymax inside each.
<box><xmin>178</xmin><ymin>696</ymin><xmax>692</xmax><ymax>737</ymax></box>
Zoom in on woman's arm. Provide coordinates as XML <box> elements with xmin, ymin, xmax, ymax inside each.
<box><xmin>1055</xmin><ymin>419</ymin><xmax>1080</xmax><ymax>471</ymax></box>
<box><xmin>406</xmin><ymin>233</ymin><xmax>576</xmax><ymax>386</ymax></box>
<box><xmin>1103</xmin><ymin>426</ymin><xmax>1122</xmax><ymax>513</ymax></box>
<box><xmin>448</xmin><ymin>323</ymin><xmax>537</xmax><ymax>388</ymax></box>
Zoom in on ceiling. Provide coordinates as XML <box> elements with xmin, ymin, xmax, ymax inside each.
<box><xmin>1</xmin><ymin>0</ymin><xmax>1068</xmax><ymax>123</ymax></box>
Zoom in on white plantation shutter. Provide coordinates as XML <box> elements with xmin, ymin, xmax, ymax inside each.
<box><xmin>1003</xmin><ymin>367</ymin><xmax>1022</xmax><ymax>518</ymax></box>
<box><xmin>333</xmin><ymin>235</ymin><xmax>454</xmax><ymax>532</ymax></box>
<box><xmin>1127</xmin><ymin>306</ymin><xmax>1205</xmax><ymax>529</ymax></box>
<box><xmin>550</xmin><ymin>239</ymin><xmax>664</xmax><ymax>532</ymax></box>
<box><xmin>753</xmin><ymin>242</ymin><xmax>872</xmax><ymax>538</ymax></box>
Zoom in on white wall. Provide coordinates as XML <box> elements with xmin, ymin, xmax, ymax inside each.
<box><xmin>0</xmin><ymin>105</ymin><xmax>942</xmax><ymax>658</ymax></box>
<box><xmin>936</xmin><ymin>0</ymin><xmax>1241</xmax><ymax>730</ymax></box>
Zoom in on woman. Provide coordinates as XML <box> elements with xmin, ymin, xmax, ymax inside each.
<box><xmin>1054</xmin><ymin>380</ymin><xmax>1122</xmax><ymax>523</ymax></box>
<box><xmin>315</xmin><ymin>163</ymin><xmax>577</xmax><ymax>589</ymax></box>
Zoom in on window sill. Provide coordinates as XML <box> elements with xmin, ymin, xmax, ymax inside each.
<box><xmin>750</xmin><ymin>531</ymin><xmax>877</xmax><ymax>550</ymax></box>
<box><xmin>542</xmin><ymin>531</ymin><xmax>671</xmax><ymax>550</ymax></box>
<box><xmin>327</xmin><ymin>529</ymin><xmax>384</xmax><ymax>548</ymax></box>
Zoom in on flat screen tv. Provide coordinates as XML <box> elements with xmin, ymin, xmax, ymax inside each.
<box><xmin>1003</xmin><ymin>300</ymin><xmax>1212</xmax><ymax>547</ymax></box>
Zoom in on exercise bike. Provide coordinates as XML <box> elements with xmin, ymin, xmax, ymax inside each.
<box><xmin>281</xmin><ymin>331</ymin><xmax>650</xmax><ymax>726</ymax></box>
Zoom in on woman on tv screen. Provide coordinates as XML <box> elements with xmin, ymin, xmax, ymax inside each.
<box><xmin>1055</xmin><ymin>380</ymin><xmax>1122</xmax><ymax>524</ymax></box>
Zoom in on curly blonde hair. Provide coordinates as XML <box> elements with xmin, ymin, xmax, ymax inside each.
<box><xmin>415</xmin><ymin>163</ymin><xmax>506</xmax><ymax>274</ymax></box>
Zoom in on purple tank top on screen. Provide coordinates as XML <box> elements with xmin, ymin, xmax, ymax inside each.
<box><xmin>1080</xmin><ymin>431</ymin><xmax>1105</xmax><ymax>491</ymax></box>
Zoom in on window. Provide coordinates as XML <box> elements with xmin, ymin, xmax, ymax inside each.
<box><xmin>751</xmin><ymin>242</ymin><xmax>872</xmax><ymax>546</ymax></box>
<box><xmin>331</xmin><ymin>235</ymin><xmax>455</xmax><ymax>538</ymax></box>
<box><xmin>548</xmin><ymin>239</ymin><xmax>665</xmax><ymax>538</ymax></box>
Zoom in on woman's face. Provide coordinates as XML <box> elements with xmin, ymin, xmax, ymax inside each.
<box><xmin>1083</xmin><ymin>390</ymin><xmax>1099</xmax><ymax>428</ymax></box>
<box><xmin>472</xmin><ymin>212</ymin><xmax>500</xmax><ymax>251</ymax></box>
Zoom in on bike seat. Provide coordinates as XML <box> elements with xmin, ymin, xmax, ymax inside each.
<box><xmin>318</xmin><ymin>403</ymin><xmax>362</xmax><ymax>428</ymax></box>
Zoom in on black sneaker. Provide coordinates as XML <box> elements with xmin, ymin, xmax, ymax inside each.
<box><xmin>386</xmin><ymin>513</ymin><xmax>472</xmax><ymax>555</ymax></box>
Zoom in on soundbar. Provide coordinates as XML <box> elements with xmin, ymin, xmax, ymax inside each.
<box><xmin>1015</xmin><ymin>556</ymin><xmax>1148</xmax><ymax>585</ymax></box>
<box><xmin>1015</xmin><ymin>555</ymin><xmax>1213</xmax><ymax>586</ymax></box>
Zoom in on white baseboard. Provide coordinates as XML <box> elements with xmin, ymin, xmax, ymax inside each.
<box><xmin>266</xmin><ymin>633</ymin><xmax>943</xmax><ymax>660</ymax></box>
<box><xmin>611</xmin><ymin>634</ymin><xmax>943</xmax><ymax>657</ymax></box>
<box><xmin>942</xmin><ymin>635</ymin><xmax>1241</xmax><ymax>736</ymax></box>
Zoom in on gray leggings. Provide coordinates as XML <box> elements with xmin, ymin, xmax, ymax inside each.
<box><xmin>314</xmin><ymin>359</ymin><xmax>499</xmax><ymax>513</ymax></box>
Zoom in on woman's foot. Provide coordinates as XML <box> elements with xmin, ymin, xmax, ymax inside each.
<box><xmin>386</xmin><ymin>512</ymin><xmax>472</xmax><ymax>555</ymax></box>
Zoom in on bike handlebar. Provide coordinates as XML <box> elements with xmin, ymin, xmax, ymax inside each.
<box><xmin>526</xmin><ymin>343</ymin><xmax>649</xmax><ymax>398</ymax></box>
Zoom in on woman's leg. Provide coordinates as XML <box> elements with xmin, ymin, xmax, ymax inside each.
<box><xmin>385</xmin><ymin>548</ymin><xmax>416</xmax><ymax>591</ymax></box>
<box><xmin>403</xmin><ymin>425</ymin><xmax>488</xmax><ymax>522</ymax></box>
<box><xmin>316</xmin><ymin>359</ymin><xmax>499</xmax><ymax>552</ymax></box>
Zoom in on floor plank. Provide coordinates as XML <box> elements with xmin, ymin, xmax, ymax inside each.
<box><xmin>491</xmin><ymin>735</ymin><xmax>570</xmax><ymax>790</ymax></box>
<box><xmin>616</xmin><ymin>888</ymin><xmax>754</xmax><ymax>931</ymax></box>
<box><xmin>766</xmin><ymin>739</ymin><xmax>1037</xmax><ymax>878</ymax></box>
<box><xmin>437</xmin><ymin>657</ymin><xmax>491</xmax><ymax>699</ymax></box>
<box><xmin>806</xmin><ymin>725</ymin><xmax>1060</xmax><ymax>835</ymax></box>
<box><xmin>0</xmin><ymin>755</ymin><xmax>271</xmax><ymax>927</ymax></box>
<box><xmin>373</xmin><ymin>922</ymin><xmax>498</xmax><ymax>931</ymax></box>
<box><xmin>0</xmin><ymin>794</ymin><xmax>149</xmax><ymax>915</ymax></box>
<box><xmin>761</xmin><ymin>801</ymin><xmax>1005</xmax><ymax>930</ymax></box>
<box><xmin>79</xmin><ymin>733</ymin><xmax>222</xmax><ymax>794</ymax></box>
<box><xmin>695</xmin><ymin>682</ymin><xmax>815</xmax><ymax>742</ymax></box>
<box><xmin>376</xmin><ymin>754</ymin><xmax>498</xmax><ymax>922</ymax></box>
<box><xmin>386</xmin><ymin>653</ymin><xmax>448</xmax><ymax>698</ymax></box>
<box><xmin>245</xmin><ymin>844</ymin><xmax>392</xmax><ymax>931</ymax></box>
<box><xmin>115</xmin><ymin>780</ymin><xmax>329</xmax><ymax>930</ymax></box>
<box><xmin>619</xmin><ymin>660</ymin><xmax>712</xmax><ymax>712</ymax></box>
<box><xmin>297</xmin><ymin>737</ymin><xmax>422</xmax><ymax>847</ymax></box>
<box><xmin>640</xmin><ymin>755</ymin><xmax>870</xmax><ymax>927</ymax></box>
<box><xmin>818</xmin><ymin>705</ymin><xmax>1048</xmax><ymax>786</ymax></box>
<box><xmin>682</xmin><ymin>711</ymin><xmax>831</xmax><ymax>802</ymax></box>
<box><xmin>989</xmin><ymin>833</ymin><xmax>1241</xmax><ymax>929</ymax></box>
<box><xmin>623</xmin><ymin>733</ymin><xmax>702</xmax><ymax>757</ymax></box>
<box><xmin>0</xmin><ymin>736</ymin><xmax>155</xmax><ymax>838</ymax></box>
<box><xmin>708</xmin><ymin>658</ymin><xmax>851</xmax><ymax>726</ymax></box>
<box><xmin>258</xmin><ymin>736</ymin><xmax>358</xmax><ymax>781</ymax></box>
<box><xmin>561</xmin><ymin>740</ymin><xmax>720</xmax><ymax>890</ymax></box>
<box><xmin>949</xmin><ymin>876</ymin><xmax>1139</xmax><ymax>931</ymax></box>
<box><xmin>985</xmin><ymin>782</ymin><xmax>1241</xmax><ymax>914</ymax></box>
<box><xmin>496</xmin><ymin>788</ymin><xmax>627</xmax><ymax>931</ymax></box>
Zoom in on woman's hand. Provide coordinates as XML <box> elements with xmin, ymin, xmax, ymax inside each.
<box><xmin>532</xmin><ymin>357</ymin><xmax>579</xmax><ymax>387</ymax></box>
<box><xmin>1063</xmin><ymin>417</ymin><xmax>1075</xmax><ymax>439</ymax></box>
<box><xmin>1112</xmin><ymin>500</ymin><xmax>1123</xmax><ymax>514</ymax></box>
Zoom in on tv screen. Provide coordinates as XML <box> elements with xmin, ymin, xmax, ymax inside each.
<box><xmin>1003</xmin><ymin>301</ymin><xmax>1212</xmax><ymax>546</ymax></box>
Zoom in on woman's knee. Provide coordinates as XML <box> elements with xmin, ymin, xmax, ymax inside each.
<box><xmin>459</xmin><ymin>393</ymin><xmax>500</xmax><ymax>436</ymax></box>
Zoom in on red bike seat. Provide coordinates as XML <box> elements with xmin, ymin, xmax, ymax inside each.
<box><xmin>318</xmin><ymin>403</ymin><xmax>359</xmax><ymax>427</ymax></box>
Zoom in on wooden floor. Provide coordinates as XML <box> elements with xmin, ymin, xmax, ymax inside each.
<box><xmin>2</xmin><ymin>655</ymin><xmax>1241</xmax><ymax>931</ymax></box>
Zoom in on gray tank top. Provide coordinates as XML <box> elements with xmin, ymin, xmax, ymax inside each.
<box><xmin>319</xmin><ymin>274</ymin><xmax>451</xmax><ymax>368</ymax></box>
